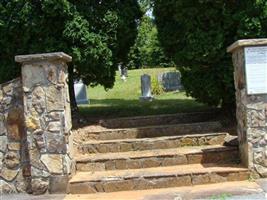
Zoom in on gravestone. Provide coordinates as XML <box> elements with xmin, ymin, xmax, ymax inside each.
<box><xmin>74</xmin><ymin>80</ymin><xmax>89</xmax><ymax>104</ymax></box>
<box><xmin>120</xmin><ymin>66</ymin><xmax>128</xmax><ymax>82</ymax></box>
<box><xmin>140</xmin><ymin>74</ymin><xmax>153</xmax><ymax>101</ymax></box>
<box><xmin>158</xmin><ymin>71</ymin><xmax>182</xmax><ymax>91</ymax></box>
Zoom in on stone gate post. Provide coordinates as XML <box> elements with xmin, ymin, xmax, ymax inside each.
<box><xmin>228</xmin><ymin>39</ymin><xmax>267</xmax><ymax>177</ymax></box>
<box><xmin>15</xmin><ymin>52</ymin><xmax>73</xmax><ymax>194</ymax></box>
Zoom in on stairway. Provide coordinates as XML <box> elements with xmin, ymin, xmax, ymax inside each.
<box><xmin>69</xmin><ymin>111</ymin><xmax>248</xmax><ymax>194</ymax></box>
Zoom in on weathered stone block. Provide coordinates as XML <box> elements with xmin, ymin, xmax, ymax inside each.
<box><xmin>120</xmin><ymin>143</ymin><xmax>132</xmax><ymax>152</ymax></box>
<box><xmin>162</xmin><ymin>156</ymin><xmax>187</xmax><ymax>166</ymax></box>
<box><xmin>63</xmin><ymin>154</ymin><xmax>72</xmax><ymax>174</ymax></box>
<box><xmin>115</xmin><ymin>159</ymin><xmax>127</xmax><ymax>169</ymax></box>
<box><xmin>41</xmin><ymin>154</ymin><xmax>63</xmax><ymax>174</ymax></box>
<box><xmin>49</xmin><ymin>175</ymin><xmax>69</xmax><ymax>193</ymax></box>
<box><xmin>32</xmin><ymin>86</ymin><xmax>46</xmax><ymax>114</ymax></box>
<box><xmin>209</xmin><ymin>173</ymin><xmax>227</xmax><ymax>183</ymax></box>
<box><xmin>14</xmin><ymin>171</ymin><xmax>29</xmax><ymax>193</ymax></box>
<box><xmin>29</xmin><ymin>148</ymin><xmax>46</xmax><ymax>170</ymax></box>
<box><xmin>0</xmin><ymin>180</ymin><xmax>17</xmax><ymax>194</ymax></box>
<box><xmin>45</xmin><ymin>111</ymin><xmax>62</xmax><ymax>121</ymax></box>
<box><xmin>31</xmin><ymin>166</ymin><xmax>50</xmax><ymax>178</ymax></box>
<box><xmin>4</xmin><ymin>151</ymin><xmax>20</xmax><ymax>169</ymax></box>
<box><xmin>7</xmin><ymin>107</ymin><xmax>24</xmax><ymax>141</ymax></box>
<box><xmin>192</xmin><ymin>174</ymin><xmax>210</xmax><ymax>185</ymax></box>
<box><xmin>69</xmin><ymin>182</ymin><xmax>97</xmax><ymax>194</ymax></box>
<box><xmin>47</xmin><ymin>121</ymin><xmax>61</xmax><ymax>133</ymax></box>
<box><xmin>0</xmin><ymin>114</ymin><xmax>6</xmax><ymax>135</ymax></box>
<box><xmin>31</xmin><ymin>178</ymin><xmax>49</xmax><ymax>195</ymax></box>
<box><xmin>105</xmin><ymin>160</ymin><xmax>116</xmax><ymax>170</ymax></box>
<box><xmin>77</xmin><ymin>162</ymin><xmax>105</xmax><ymax>172</ymax></box>
<box><xmin>142</xmin><ymin>158</ymin><xmax>161</xmax><ymax>168</ymax></box>
<box><xmin>46</xmin><ymin>86</ymin><xmax>64</xmax><ymax>112</ymax></box>
<box><xmin>44</xmin><ymin>64</ymin><xmax>57</xmax><ymax>85</ymax></box>
<box><xmin>103</xmin><ymin>180</ymin><xmax>134</xmax><ymax>192</ymax></box>
<box><xmin>7</xmin><ymin>142</ymin><xmax>20</xmax><ymax>151</ymax></box>
<box><xmin>21</xmin><ymin>64</ymin><xmax>46</xmax><ymax>91</ymax></box>
<box><xmin>126</xmin><ymin>160</ymin><xmax>142</xmax><ymax>169</ymax></box>
<box><xmin>0</xmin><ymin>151</ymin><xmax>4</xmax><ymax>169</ymax></box>
<box><xmin>1</xmin><ymin>167</ymin><xmax>19</xmax><ymax>181</ymax></box>
<box><xmin>247</xmin><ymin>109</ymin><xmax>265</xmax><ymax>127</ymax></box>
<box><xmin>0</xmin><ymin>135</ymin><xmax>7</xmax><ymax>152</ymax></box>
<box><xmin>46</xmin><ymin>134</ymin><xmax>66</xmax><ymax>153</ymax></box>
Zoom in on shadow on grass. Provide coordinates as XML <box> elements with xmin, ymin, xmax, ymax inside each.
<box><xmin>79</xmin><ymin>98</ymin><xmax>213</xmax><ymax>120</ymax></box>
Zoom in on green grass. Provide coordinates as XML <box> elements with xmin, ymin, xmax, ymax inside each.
<box><xmin>79</xmin><ymin>67</ymin><xmax>212</xmax><ymax>119</ymax></box>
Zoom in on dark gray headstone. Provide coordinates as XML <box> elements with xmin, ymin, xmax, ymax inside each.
<box><xmin>140</xmin><ymin>74</ymin><xmax>153</xmax><ymax>101</ymax></box>
<box><xmin>74</xmin><ymin>80</ymin><xmax>89</xmax><ymax>104</ymax></box>
<box><xmin>158</xmin><ymin>72</ymin><xmax>182</xmax><ymax>92</ymax></box>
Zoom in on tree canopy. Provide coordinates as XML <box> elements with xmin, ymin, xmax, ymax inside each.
<box><xmin>0</xmin><ymin>0</ymin><xmax>142</xmax><ymax>89</ymax></box>
<box><xmin>153</xmin><ymin>0</ymin><xmax>267</xmax><ymax>108</ymax></box>
<box><xmin>127</xmin><ymin>15</ymin><xmax>171</xmax><ymax>69</ymax></box>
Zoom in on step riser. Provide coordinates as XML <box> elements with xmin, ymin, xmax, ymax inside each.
<box><xmin>76</xmin><ymin>150</ymin><xmax>240</xmax><ymax>172</ymax></box>
<box><xmin>68</xmin><ymin>171</ymin><xmax>249</xmax><ymax>194</ymax></box>
<box><xmin>80</xmin><ymin>122</ymin><xmax>222</xmax><ymax>140</ymax></box>
<box><xmin>100</xmin><ymin>111</ymin><xmax>220</xmax><ymax>129</ymax></box>
<box><xmin>77</xmin><ymin>134</ymin><xmax>227</xmax><ymax>154</ymax></box>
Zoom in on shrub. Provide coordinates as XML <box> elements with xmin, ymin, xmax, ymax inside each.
<box><xmin>153</xmin><ymin>0</ymin><xmax>267</xmax><ymax>109</ymax></box>
<box><xmin>151</xmin><ymin>75</ymin><xmax>164</xmax><ymax>95</ymax></box>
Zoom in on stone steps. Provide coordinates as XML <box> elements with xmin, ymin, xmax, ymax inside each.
<box><xmin>76</xmin><ymin>132</ymin><xmax>228</xmax><ymax>154</ymax></box>
<box><xmin>99</xmin><ymin>110</ymin><xmax>221</xmax><ymax>128</ymax></box>
<box><xmin>76</xmin><ymin>121</ymin><xmax>223</xmax><ymax>141</ymax></box>
<box><xmin>76</xmin><ymin>145</ymin><xmax>239</xmax><ymax>171</ymax></box>
<box><xmin>68</xmin><ymin>163</ymin><xmax>249</xmax><ymax>194</ymax></box>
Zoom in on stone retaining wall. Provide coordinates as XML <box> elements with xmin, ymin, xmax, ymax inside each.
<box><xmin>0</xmin><ymin>78</ymin><xmax>30</xmax><ymax>193</ymax></box>
<box><xmin>228</xmin><ymin>39</ymin><xmax>267</xmax><ymax>177</ymax></box>
<box><xmin>0</xmin><ymin>52</ymin><xmax>73</xmax><ymax>195</ymax></box>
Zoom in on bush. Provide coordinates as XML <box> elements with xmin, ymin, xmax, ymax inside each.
<box><xmin>151</xmin><ymin>75</ymin><xmax>164</xmax><ymax>95</ymax></box>
<box><xmin>153</xmin><ymin>0</ymin><xmax>267</xmax><ymax>109</ymax></box>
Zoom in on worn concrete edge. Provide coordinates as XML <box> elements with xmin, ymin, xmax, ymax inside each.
<box><xmin>15</xmin><ymin>52</ymin><xmax>72</xmax><ymax>63</ymax></box>
<box><xmin>1</xmin><ymin>180</ymin><xmax>263</xmax><ymax>200</ymax></box>
<box><xmin>227</xmin><ymin>38</ymin><xmax>267</xmax><ymax>53</ymax></box>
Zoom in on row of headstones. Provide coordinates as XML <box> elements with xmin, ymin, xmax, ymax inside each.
<box><xmin>140</xmin><ymin>72</ymin><xmax>182</xmax><ymax>101</ymax></box>
<box><xmin>74</xmin><ymin>71</ymin><xmax>182</xmax><ymax>104</ymax></box>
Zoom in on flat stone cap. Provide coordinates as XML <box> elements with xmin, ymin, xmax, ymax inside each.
<box><xmin>227</xmin><ymin>38</ymin><xmax>267</xmax><ymax>53</ymax></box>
<box><xmin>15</xmin><ymin>52</ymin><xmax>72</xmax><ymax>63</ymax></box>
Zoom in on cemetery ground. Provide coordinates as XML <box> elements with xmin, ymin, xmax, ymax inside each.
<box><xmin>79</xmin><ymin>67</ymin><xmax>212</xmax><ymax>119</ymax></box>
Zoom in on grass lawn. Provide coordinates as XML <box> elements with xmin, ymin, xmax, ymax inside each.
<box><xmin>79</xmin><ymin>67</ymin><xmax>212</xmax><ymax>119</ymax></box>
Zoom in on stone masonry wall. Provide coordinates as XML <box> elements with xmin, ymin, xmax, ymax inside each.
<box><xmin>232</xmin><ymin>48</ymin><xmax>267</xmax><ymax>177</ymax></box>
<box><xmin>16</xmin><ymin>53</ymin><xmax>73</xmax><ymax>194</ymax></box>
<box><xmin>0</xmin><ymin>52</ymin><xmax>73</xmax><ymax>195</ymax></box>
<box><xmin>0</xmin><ymin>78</ymin><xmax>30</xmax><ymax>194</ymax></box>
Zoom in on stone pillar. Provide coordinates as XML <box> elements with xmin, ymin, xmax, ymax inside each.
<box><xmin>15</xmin><ymin>52</ymin><xmax>73</xmax><ymax>194</ymax></box>
<box><xmin>228</xmin><ymin>39</ymin><xmax>267</xmax><ymax>177</ymax></box>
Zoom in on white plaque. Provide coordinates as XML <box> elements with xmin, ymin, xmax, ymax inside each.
<box><xmin>245</xmin><ymin>46</ymin><xmax>267</xmax><ymax>94</ymax></box>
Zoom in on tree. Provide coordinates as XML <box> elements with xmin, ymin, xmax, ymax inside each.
<box><xmin>127</xmin><ymin>15</ymin><xmax>171</xmax><ymax>68</ymax></box>
<box><xmin>0</xmin><ymin>0</ymin><xmax>142</xmax><ymax>110</ymax></box>
<box><xmin>153</xmin><ymin>0</ymin><xmax>267</xmax><ymax>110</ymax></box>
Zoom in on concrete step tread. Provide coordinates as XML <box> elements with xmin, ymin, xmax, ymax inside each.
<box><xmin>99</xmin><ymin>110</ymin><xmax>221</xmax><ymax>128</ymax></box>
<box><xmin>75</xmin><ymin>145</ymin><xmax>237</xmax><ymax>162</ymax></box>
<box><xmin>78</xmin><ymin>132</ymin><xmax>229</xmax><ymax>145</ymax></box>
<box><xmin>65</xmin><ymin>181</ymin><xmax>261</xmax><ymax>200</ymax></box>
<box><xmin>101</xmin><ymin>110</ymin><xmax>220</xmax><ymax>122</ymax></box>
<box><xmin>85</xmin><ymin>121</ymin><xmax>222</xmax><ymax>134</ymax></box>
<box><xmin>69</xmin><ymin>163</ymin><xmax>248</xmax><ymax>183</ymax></box>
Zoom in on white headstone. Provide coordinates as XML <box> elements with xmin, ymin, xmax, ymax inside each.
<box><xmin>74</xmin><ymin>80</ymin><xmax>89</xmax><ymax>104</ymax></box>
<box><xmin>140</xmin><ymin>74</ymin><xmax>153</xmax><ymax>101</ymax></box>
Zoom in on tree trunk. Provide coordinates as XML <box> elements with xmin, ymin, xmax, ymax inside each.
<box><xmin>68</xmin><ymin>64</ymin><xmax>79</xmax><ymax>114</ymax></box>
